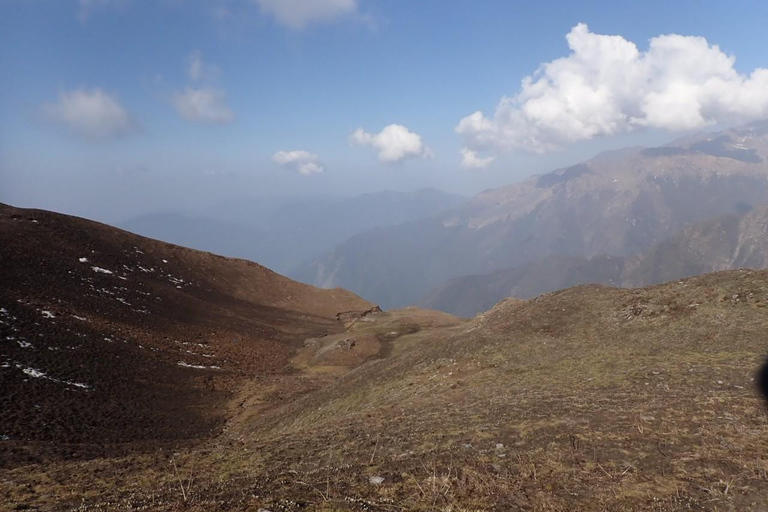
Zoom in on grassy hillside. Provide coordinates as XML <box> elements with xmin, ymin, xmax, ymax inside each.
<box><xmin>4</xmin><ymin>258</ymin><xmax>768</xmax><ymax>510</ymax></box>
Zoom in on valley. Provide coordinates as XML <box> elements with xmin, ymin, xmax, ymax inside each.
<box><xmin>2</xmin><ymin>204</ymin><xmax>768</xmax><ymax>511</ymax></box>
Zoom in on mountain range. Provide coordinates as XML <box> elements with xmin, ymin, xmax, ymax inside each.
<box><xmin>422</xmin><ymin>203</ymin><xmax>768</xmax><ymax>316</ymax></box>
<box><xmin>296</xmin><ymin>122</ymin><xmax>768</xmax><ymax>309</ymax></box>
<box><xmin>119</xmin><ymin>188</ymin><xmax>465</xmax><ymax>275</ymax></box>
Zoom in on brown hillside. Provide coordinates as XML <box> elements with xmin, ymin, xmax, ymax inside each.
<box><xmin>0</xmin><ymin>203</ymin><xmax>372</xmax><ymax>466</ymax></box>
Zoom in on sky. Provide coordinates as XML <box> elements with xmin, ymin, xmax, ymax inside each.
<box><xmin>2</xmin><ymin>0</ymin><xmax>768</xmax><ymax>222</ymax></box>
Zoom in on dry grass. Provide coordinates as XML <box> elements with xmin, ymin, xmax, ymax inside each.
<box><xmin>4</xmin><ymin>270</ymin><xmax>768</xmax><ymax>510</ymax></box>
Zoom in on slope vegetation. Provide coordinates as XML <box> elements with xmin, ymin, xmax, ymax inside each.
<box><xmin>4</xmin><ymin>264</ymin><xmax>768</xmax><ymax>510</ymax></box>
<box><xmin>211</xmin><ymin>270</ymin><xmax>768</xmax><ymax>511</ymax></box>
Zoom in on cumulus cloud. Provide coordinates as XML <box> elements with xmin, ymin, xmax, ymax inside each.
<box><xmin>460</xmin><ymin>148</ymin><xmax>495</xmax><ymax>169</ymax></box>
<box><xmin>457</xmin><ymin>23</ymin><xmax>768</xmax><ymax>155</ymax></box>
<box><xmin>42</xmin><ymin>88</ymin><xmax>135</xmax><ymax>140</ymax></box>
<box><xmin>254</xmin><ymin>0</ymin><xmax>357</xmax><ymax>29</ymax></box>
<box><xmin>350</xmin><ymin>124</ymin><xmax>431</xmax><ymax>163</ymax></box>
<box><xmin>272</xmin><ymin>150</ymin><xmax>325</xmax><ymax>175</ymax></box>
<box><xmin>172</xmin><ymin>87</ymin><xmax>234</xmax><ymax>124</ymax></box>
<box><xmin>186</xmin><ymin>51</ymin><xmax>220</xmax><ymax>82</ymax></box>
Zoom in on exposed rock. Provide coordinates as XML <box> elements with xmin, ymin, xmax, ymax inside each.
<box><xmin>336</xmin><ymin>306</ymin><xmax>382</xmax><ymax>326</ymax></box>
<box><xmin>337</xmin><ymin>338</ymin><xmax>356</xmax><ymax>350</ymax></box>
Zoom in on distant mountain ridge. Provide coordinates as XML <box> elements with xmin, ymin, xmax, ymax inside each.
<box><xmin>120</xmin><ymin>188</ymin><xmax>465</xmax><ymax>274</ymax></box>
<box><xmin>296</xmin><ymin>122</ymin><xmax>768</xmax><ymax>308</ymax></box>
<box><xmin>421</xmin><ymin>203</ymin><xmax>768</xmax><ymax>316</ymax></box>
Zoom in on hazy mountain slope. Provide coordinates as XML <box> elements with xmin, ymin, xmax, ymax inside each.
<box><xmin>423</xmin><ymin>204</ymin><xmax>768</xmax><ymax>316</ymax></box>
<box><xmin>624</xmin><ymin>203</ymin><xmax>768</xmax><ymax>285</ymax></box>
<box><xmin>121</xmin><ymin>189</ymin><xmax>466</xmax><ymax>275</ymax></box>
<box><xmin>0</xmin><ymin>203</ymin><xmax>372</xmax><ymax>465</ymax></box>
<box><xmin>298</xmin><ymin>123</ymin><xmax>768</xmax><ymax>308</ymax></box>
<box><xmin>421</xmin><ymin>255</ymin><xmax>625</xmax><ymax>317</ymax></box>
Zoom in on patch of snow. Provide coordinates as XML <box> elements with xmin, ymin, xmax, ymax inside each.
<box><xmin>162</xmin><ymin>259</ymin><xmax>168</xmax><ymax>263</ymax></box>
<box><xmin>41</xmin><ymin>310</ymin><xmax>55</xmax><ymax>319</ymax></box>
<box><xmin>64</xmin><ymin>380</ymin><xmax>90</xmax><ymax>389</ymax></box>
<box><xmin>72</xmin><ymin>315</ymin><xmax>88</xmax><ymax>321</ymax></box>
<box><xmin>79</xmin><ymin>257</ymin><xmax>88</xmax><ymax>263</ymax></box>
<box><xmin>168</xmin><ymin>275</ymin><xmax>185</xmax><ymax>285</ymax></box>
<box><xmin>177</xmin><ymin>361</ymin><xmax>221</xmax><ymax>370</ymax></box>
<box><xmin>92</xmin><ymin>266</ymin><xmax>113</xmax><ymax>274</ymax></box>
<box><xmin>22</xmin><ymin>367</ymin><xmax>46</xmax><ymax>379</ymax></box>
<box><xmin>16</xmin><ymin>364</ymin><xmax>90</xmax><ymax>389</ymax></box>
<box><xmin>116</xmin><ymin>297</ymin><xmax>131</xmax><ymax>306</ymax></box>
<box><xmin>180</xmin><ymin>341</ymin><xmax>206</xmax><ymax>347</ymax></box>
<box><xmin>117</xmin><ymin>276</ymin><xmax>128</xmax><ymax>281</ymax></box>
<box><xmin>17</xmin><ymin>340</ymin><xmax>32</xmax><ymax>349</ymax></box>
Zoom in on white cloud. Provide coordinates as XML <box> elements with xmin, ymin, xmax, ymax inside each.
<box><xmin>42</xmin><ymin>88</ymin><xmax>135</xmax><ymax>140</ymax></box>
<box><xmin>254</xmin><ymin>0</ymin><xmax>357</xmax><ymax>29</ymax></box>
<box><xmin>186</xmin><ymin>51</ymin><xmax>220</xmax><ymax>82</ymax></box>
<box><xmin>172</xmin><ymin>87</ymin><xmax>234</xmax><ymax>124</ymax></box>
<box><xmin>272</xmin><ymin>150</ymin><xmax>325</xmax><ymax>175</ymax></box>
<box><xmin>460</xmin><ymin>148</ymin><xmax>495</xmax><ymax>169</ymax></box>
<box><xmin>350</xmin><ymin>124</ymin><xmax>431</xmax><ymax>163</ymax></box>
<box><xmin>457</xmin><ymin>23</ymin><xmax>768</xmax><ymax>155</ymax></box>
<box><xmin>77</xmin><ymin>0</ymin><xmax>127</xmax><ymax>23</ymax></box>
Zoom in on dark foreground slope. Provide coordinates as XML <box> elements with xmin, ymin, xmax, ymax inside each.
<box><xmin>0</xmin><ymin>203</ymin><xmax>372</xmax><ymax>466</ymax></box>
<box><xmin>4</xmin><ymin>265</ymin><xmax>768</xmax><ymax>510</ymax></box>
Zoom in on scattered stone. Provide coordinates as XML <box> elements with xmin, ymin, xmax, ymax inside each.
<box><xmin>369</xmin><ymin>476</ymin><xmax>384</xmax><ymax>485</ymax></box>
<box><xmin>717</xmin><ymin>380</ymin><xmax>724</xmax><ymax>385</ymax></box>
<box><xmin>640</xmin><ymin>415</ymin><xmax>655</xmax><ymax>422</ymax></box>
<box><xmin>337</xmin><ymin>338</ymin><xmax>356</xmax><ymax>349</ymax></box>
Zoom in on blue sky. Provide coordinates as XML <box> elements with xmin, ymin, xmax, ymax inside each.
<box><xmin>2</xmin><ymin>0</ymin><xmax>768</xmax><ymax>221</ymax></box>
